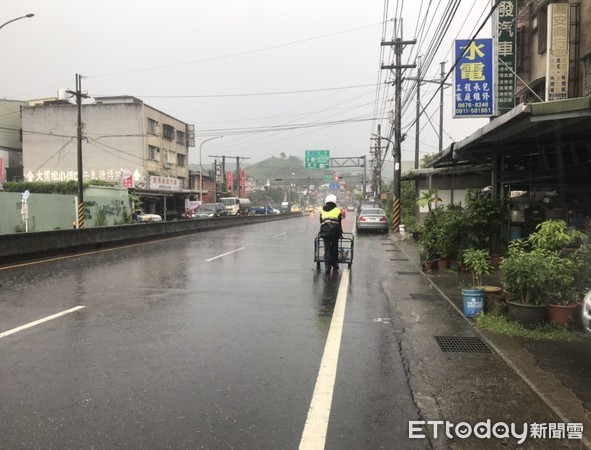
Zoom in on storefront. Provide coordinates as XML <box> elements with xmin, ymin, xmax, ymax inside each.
<box><xmin>426</xmin><ymin>98</ymin><xmax>591</xmax><ymax>236</ymax></box>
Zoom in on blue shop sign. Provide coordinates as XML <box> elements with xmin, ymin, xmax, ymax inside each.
<box><xmin>453</xmin><ymin>38</ymin><xmax>494</xmax><ymax>118</ymax></box>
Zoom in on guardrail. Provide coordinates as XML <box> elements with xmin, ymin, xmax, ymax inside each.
<box><xmin>0</xmin><ymin>213</ymin><xmax>303</xmax><ymax>264</ymax></box>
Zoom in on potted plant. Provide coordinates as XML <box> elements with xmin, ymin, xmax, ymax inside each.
<box><xmin>500</xmin><ymin>240</ymin><xmax>551</xmax><ymax>326</ymax></box>
<box><xmin>462</xmin><ymin>248</ymin><xmax>503</xmax><ymax>315</ymax></box>
<box><xmin>528</xmin><ymin>220</ymin><xmax>588</xmax><ymax>326</ymax></box>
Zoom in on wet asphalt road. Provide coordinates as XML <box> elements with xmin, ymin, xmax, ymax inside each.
<box><xmin>0</xmin><ymin>215</ymin><xmax>424</xmax><ymax>449</ymax></box>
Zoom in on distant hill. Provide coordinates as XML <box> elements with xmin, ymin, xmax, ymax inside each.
<box><xmin>191</xmin><ymin>155</ymin><xmax>371</xmax><ymax>188</ymax></box>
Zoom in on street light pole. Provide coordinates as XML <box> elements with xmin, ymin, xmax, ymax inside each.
<box><xmin>0</xmin><ymin>13</ymin><xmax>34</xmax><ymax>31</ymax></box>
<box><xmin>199</xmin><ymin>136</ymin><xmax>223</xmax><ymax>202</ymax></box>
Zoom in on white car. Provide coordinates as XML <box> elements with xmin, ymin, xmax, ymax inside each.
<box><xmin>134</xmin><ymin>210</ymin><xmax>162</xmax><ymax>223</ymax></box>
<box><xmin>582</xmin><ymin>290</ymin><xmax>591</xmax><ymax>333</ymax></box>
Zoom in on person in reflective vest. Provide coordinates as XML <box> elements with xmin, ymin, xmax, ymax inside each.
<box><xmin>319</xmin><ymin>194</ymin><xmax>343</xmax><ymax>274</ymax></box>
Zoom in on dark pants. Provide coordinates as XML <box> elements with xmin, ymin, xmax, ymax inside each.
<box><xmin>323</xmin><ymin>235</ymin><xmax>340</xmax><ymax>270</ymax></box>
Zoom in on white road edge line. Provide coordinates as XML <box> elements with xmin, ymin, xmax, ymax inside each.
<box><xmin>273</xmin><ymin>232</ymin><xmax>287</xmax><ymax>238</ymax></box>
<box><xmin>0</xmin><ymin>306</ymin><xmax>86</xmax><ymax>339</ymax></box>
<box><xmin>205</xmin><ymin>247</ymin><xmax>245</xmax><ymax>262</ymax></box>
<box><xmin>299</xmin><ymin>268</ymin><xmax>350</xmax><ymax>450</ymax></box>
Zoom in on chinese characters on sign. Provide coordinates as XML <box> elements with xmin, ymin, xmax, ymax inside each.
<box><xmin>546</xmin><ymin>4</ymin><xmax>570</xmax><ymax>102</ymax></box>
<box><xmin>495</xmin><ymin>0</ymin><xmax>516</xmax><ymax>115</ymax></box>
<box><xmin>25</xmin><ymin>168</ymin><xmax>135</xmax><ymax>184</ymax></box>
<box><xmin>305</xmin><ymin>150</ymin><xmax>330</xmax><ymax>170</ymax></box>
<box><xmin>454</xmin><ymin>39</ymin><xmax>494</xmax><ymax>117</ymax></box>
<box><xmin>148</xmin><ymin>176</ymin><xmax>181</xmax><ymax>191</ymax></box>
<box><xmin>226</xmin><ymin>171</ymin><xmax>234</xmax><ymax>193</ymax></box>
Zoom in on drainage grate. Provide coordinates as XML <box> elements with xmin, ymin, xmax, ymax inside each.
<box><xmin>398</xmin><ymin>271</ymin><xmax>420</xmax><ymax>275</ymax></box>
<box><xmin>434</xmin><ymin>336</ymin><xmax>493</xmax><ymax>353</ymax></box>
<box><xmin>410</xmin><ymin>293</ymin><xmax>442</xmax><ymax>301</ymax></box>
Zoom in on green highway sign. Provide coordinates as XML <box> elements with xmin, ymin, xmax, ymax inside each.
<box><xmin>305</xmin><ymin>150</ymin><xmax>330</xmax><ymax>170</ymax></box>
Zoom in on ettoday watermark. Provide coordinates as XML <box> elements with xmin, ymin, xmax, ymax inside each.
<box><xmin>409</xmin><ymin>420</ymin><xmax>584</xmax><ymax>444</ymax></box>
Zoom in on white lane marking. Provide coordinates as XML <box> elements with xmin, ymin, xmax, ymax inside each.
<box><xmin>205</xmin><ymin>247</ymin><xmax>245</xmax><ymax>262</ymax></box>
<box><xmin>0</xmin><ymin>306</ymin><xmax>86</xmax><ymax>339</ymax></box>
<box><xmin>299</xmin><ymin>268</ymin><xmax>350</xmax><ymax>450</ymax></box>
<box><xmin>273</xmin><ymin>232</ymin><xmax>287</xmax><ymax>238</ymax></box>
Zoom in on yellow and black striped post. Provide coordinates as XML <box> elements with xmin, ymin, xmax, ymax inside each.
<box><xmin>77</xmin><ymin>202</ymin><xmax>85</xmax><ymax>229</ymax></box>
<box><xmin>391</xmin><ymin>196</ymin><xmax>400</xmax><ymax>233</ymax></box>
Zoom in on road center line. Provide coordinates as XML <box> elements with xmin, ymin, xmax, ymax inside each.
<box><xmin>299</xmin><ymin>268</ymin><xmax>350</xmax><ymax>450</ymax></box>
<box><xmin>0</xmin><ymin>306</ymin><xmax>86</xmax><ymax>340</ymax></box>
<box><xmin>205</xmin><ymin>247</ymin><xmax>245</xmax><ymax>262</ymax></box>
<box><xmin>273</xmin><ymin>232</ymin><xmax>287</xmax><ymax>238</ymax></box>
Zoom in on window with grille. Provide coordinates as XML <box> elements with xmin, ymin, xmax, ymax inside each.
<box><xmin>176</xmin><ymin>130</ymin><xmax>185</xmax><ymax>145</ymax></box>
<box><xmin>163</xmin><ymin>124</ymin><xmax>175</xmax><ymax>141</ymax></box>
<box><xmin>148</xmin><ymin>145</ymin><xmax>159</xmax><ymax>161</ymax></box>
<box><xmin>148</xmin><ymin>118</ymin><xmax>159</xmax><ymax>135</ymax></box>
<box><xmin>177</xmin><ymin>154</ymin><xmax>186</xmax><ymax>166</ymax></box>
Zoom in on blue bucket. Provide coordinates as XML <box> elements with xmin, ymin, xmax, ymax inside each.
<box><xmin>462</xmin><ymin>289</ymin><xmax>485</xmax><ymax>318</ymax></box>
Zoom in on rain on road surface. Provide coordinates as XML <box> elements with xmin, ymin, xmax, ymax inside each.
<box><xmin>0</xmin><ymin>214</ymin><xmax>424</xmax><ymax>449</ymax></box>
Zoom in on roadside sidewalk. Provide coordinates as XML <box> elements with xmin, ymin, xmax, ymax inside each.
<box><xmin>393</xmin><ymin>233</ymin><xmax>591</xmax><ymax>448</ymax></box>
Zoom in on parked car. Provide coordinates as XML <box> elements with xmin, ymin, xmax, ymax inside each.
<box><xmin>347</xmin><ymin>205</ymin><xmax>355</xmax><ymax>211</ymax></box>
<box><xmin>133</xmin><ymin>210</ymin><xmax>162</xmax><ymax>223</ymax></box>
<box><xmin>194</xmin><ymin>203</ymin><xmax>228</xmax><ymax>218</ymax></box>
<box><xmin>356</xmin><ymin>208</ymin><xmax>389</xmax><ymax>233</ymax></box>
<box><xmin>582</xmin><ymin>290</ymin><xmax>591</xmax><ymax>333</ymax></box>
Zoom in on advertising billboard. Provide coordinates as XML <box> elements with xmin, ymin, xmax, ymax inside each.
<box><xmin>454</xmin><ymin>38</ymin><xmax>494</xmax><ymax>118</ymax></box>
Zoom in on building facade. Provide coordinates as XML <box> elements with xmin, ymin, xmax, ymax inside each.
<box><xmin>22</xmin><ymin>96</ymin><xmax>192</xmax><ymax>190</ymax></box>
<box><xmin>0</xmin><ymin>99</ymin><xmax>27</xmax><ymax>184</ymax></box>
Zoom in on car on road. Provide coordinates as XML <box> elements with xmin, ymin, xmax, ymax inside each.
<box><xmin>582</xmin><ymin>290</ymin><xmax>591</xmax><ymax>333</ymax></box>
<box><xmin>356</xmin><ymin>208</ymin><xmax>389</xmax><ymax>233</ymax></box>
<box><xmin>194</xmin><ymin>203</ymin><xmax>228</xmax><ymax>218</ymax></box>
<box><xmin>347</xmin><ymin>205</ymin><xmax>355</xmax><ymax>211</ymax></box>
<box><xmin>133</xmin><ymin>210</ymin><xmax>163</xmax><ymax>223</ymax></box>
<box><xmin>252</xmin><ymin>205</ymin><xmax>275</xmax><ymax>215</ymax></box>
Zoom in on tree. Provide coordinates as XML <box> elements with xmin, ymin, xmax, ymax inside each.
<box><xmin>280</xmin><ymin>152</ymin><xmax>287</xmax><ymax>159</ymax></box>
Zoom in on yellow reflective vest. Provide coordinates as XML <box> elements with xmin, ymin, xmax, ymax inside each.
<box><xmin>320</xmin><ymin>207</ymin><xmax>341</xmax><ymax>222</ymax></box>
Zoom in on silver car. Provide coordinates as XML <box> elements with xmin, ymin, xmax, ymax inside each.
<box><xmin>582</xmin><ymin>290</ymin><xmax>591</xmax><ymax>333</ymax></box>
<box><xmin>356</xmin><ymin>208</ymin><xmax>389</xmax><ymax>233</ymax></box>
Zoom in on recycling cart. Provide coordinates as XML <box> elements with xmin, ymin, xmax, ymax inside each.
<box><xmin>314</xmin><ymin>232</ymin><xmax>354</xmax><ymax>269</ymax></box>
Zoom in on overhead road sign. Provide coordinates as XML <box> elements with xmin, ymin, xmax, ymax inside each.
<box><xmin>305</xmin><ymin>150</ymin><xmax>330</xmax><ymax>169</ymax></box>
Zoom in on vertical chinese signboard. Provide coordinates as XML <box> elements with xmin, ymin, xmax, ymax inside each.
<box><xmin>495</xmin><ymin>0</ymin><xmax>516</xmax><ymax>115</ymax></box>
<box><xmin>454</xmin><ymin>38</ymin><xmax>494</xmax><ymax>117</ymax></box>
<box><xmin>546</xmin><ymin>3</ymin><xmax>570</xmax><ymax>102</ymax></box>
<box><xmin>226</xmin><ymin>171</ymin><xmax>234</xmax><ymax>193</ymax></box>
<box><xmin>240</xmin><ymin>170</ymin><xmax>246</xmax><ymax>196</ymax></box>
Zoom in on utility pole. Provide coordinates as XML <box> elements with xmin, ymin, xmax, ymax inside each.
<box><xmin>67</xmin><ymin>74</ymin><xmax>89</xmax><ymax>228</ymax></box>
<box><xmin>381</xmin><ymin>25</ymin><xmax>416</xmax><ymax>233</ymax></box>
<box><xmin>406</xmin><ymin>59</ymin><xmax>451</xmax><ymax>167</ymax></box>
<box><xmin>370</xmin><ymin>124</ymin><xmax>383</xmax><ymax>200</ymax></box>
<box><xmin>439</xmin><ymin>62</ymin><xmax>446</xmax><ymax>153</ymax></box>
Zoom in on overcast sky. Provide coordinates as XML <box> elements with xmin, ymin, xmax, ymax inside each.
<box><xmin>2</xmin><ymin>0</ymin><xmax>493</xmax><ymax>174</ymax></box>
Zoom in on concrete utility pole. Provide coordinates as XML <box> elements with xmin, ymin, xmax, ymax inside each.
<box><xmin>407</xmin><ymin>59</ymin><xmax>451</xmax><ymax>168</ymax></box>
<box><xmin>370</xmin><ymin>124</ymin><xmax>383</xmax><ymax>199</ymax></box>
<box><xmin>439</xmin><ymin>62</ymin><xmax>446</xmax><ymax>153</ymax></box>
<box><xmin>67</xmin><ymin>74</ymin><xmax>89</xmax><ymax>228</ymax></box>
<box><xmin>381</xmin><ymin>26</ymin><xmax>416</xmax><ymax>233</ymax></box>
